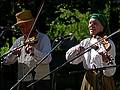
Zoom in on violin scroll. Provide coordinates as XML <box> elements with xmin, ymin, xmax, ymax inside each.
<box><xmin>25</xmin><ymin>36</ymin><xmax>38</xmax><ymax>45</ymax></box>
<box><xmin>96</xmin><ymin>34</ymin><xmax>111</xmax><ymax>51</ymax></box>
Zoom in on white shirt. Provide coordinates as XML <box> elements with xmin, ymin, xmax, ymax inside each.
<box><xmin>66</xmin><ymin>37</ymin><xmax>116</xmax><ymax>77</ymax></box>
<box><xmin>4</xmin><ymin>31</ymin><xmax>52</xmax><ymax>81</ymax></box>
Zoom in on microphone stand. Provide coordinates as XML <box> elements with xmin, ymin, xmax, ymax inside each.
<box><xmin>27</xmin><ymin>43</ymin><xmax>93</xmax><ymax>88</ymax></box>
<box><xmin>9</xmin><ymin>37</ymin><xmax>64</xmax><ymax>90</ymax></box>
<box><xmin>0</xmin><ymin>30</ymin><xmax>5</xmax><ymax>69</ymax></box>
<box><xmin>1</xmin><ymin>28</ymin><xmax>118</xmax><ymax>89</ymax></box>
<box><xmin>27</xmin><ymin>29</ymin><xmax>120</xmax><ymax>88</ymax></box>
<box><xmin>0</xmin><ymin>30</ymin><xmax>5</xmax><ymax>90</ymax></box>
<box><xmin>69</xmin><ymin>65</ymin><xmax>120</xmax><ymax>74</ymax></box>
<box><xmin>69</xmin><ymin>65</ymin><xmax>120</xmax><ymax>90</ymax></box>
<box><xmin>0</xmin><ymin>27</ymin><xmax>15</xmax><ymax>90</ymax></box>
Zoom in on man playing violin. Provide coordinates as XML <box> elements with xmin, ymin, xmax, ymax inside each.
<box><xmin>3</xmin><ymin>10</ymin><xmax>52</xmax><ymax>90</ymax></box>
<box><xmin>66</xmin><ymin>13</ymin><xmax>116</xmax><ymax>90</ymax></box>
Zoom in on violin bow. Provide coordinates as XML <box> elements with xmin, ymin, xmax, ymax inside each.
<box><xmin>26</xmin><ymin>0</ymin><xmax>45</xmax><ymax>41</ymax></box>
<box><xmin>9</xmin><ymin>1</ymin><xmax>46</xmax><ymax>90</ymax></box>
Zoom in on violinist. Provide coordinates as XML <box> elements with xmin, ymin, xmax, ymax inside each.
<box><xmin>66</xmin><ymin>13</ymin><xmax>116</xmax><ymax>90</ymax></box>
<box><xmin>3</xmin><ymin>10</ymin><xmax>52</xmax><ymax>90</ymax></box>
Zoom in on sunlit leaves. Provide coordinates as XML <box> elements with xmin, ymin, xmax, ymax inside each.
<box><xmin>47</xmin><ymin>4</ymin><xmax>90</xmax><ymax>41</ymax></box>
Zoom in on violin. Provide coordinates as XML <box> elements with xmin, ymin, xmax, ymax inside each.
<box><xmin>96</xmin><ymin>33</ymin><xmax>113</xmax><ymax>64</ymax></box>
<box><xmin>96</xmin><ymin>32</ymin><xmax>111</xmax><ymax>51</ymax></box>
<box><xmin>100</xmin><ymin>35</ymin><xmax>111</xmax><ymax>51</ymax></box>
<box><xmin>25</xmin><ymin>36</ymin><xmax>38</xmax><ymax>45</ymax></box>
<box><xmin>25</xmin><ymin>31</ymin><xmax>38</xmax><ymax>45</ymax></box>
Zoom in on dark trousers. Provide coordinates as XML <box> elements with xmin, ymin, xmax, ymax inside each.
<box><xmin>17</xmin><ymin>80</ymin><xmax>51</xmax><ymax>90</ymax></box>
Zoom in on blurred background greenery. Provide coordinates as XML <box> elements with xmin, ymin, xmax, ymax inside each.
<box><xmin>0</xmin><ymin>0</ymin><xmax>120</xmax><ymax>90</ymax></box>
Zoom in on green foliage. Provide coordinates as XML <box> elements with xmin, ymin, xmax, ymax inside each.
<box><xmin>0</xmin><ymin>43</ymin><xmax>9</xmax><ymax>56</ymax></box>
<box><xmin>47</xmin><ymin>4</ymin><xmax>90</xmax><ymax>41</ymax></box>
<box><xmin>0</xmin><ymin>0</ymin><xmax>120</xmax><ymax>89</ymax></box>
<box><xmin>103</xmin><ymin>2</ymin><xmax>110</xmax><ymax>23</ymax></box>
<box><xmin>0</xmin><ymin>37</ymin><xmax>16</xmax><ymax>56</ymax></box>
